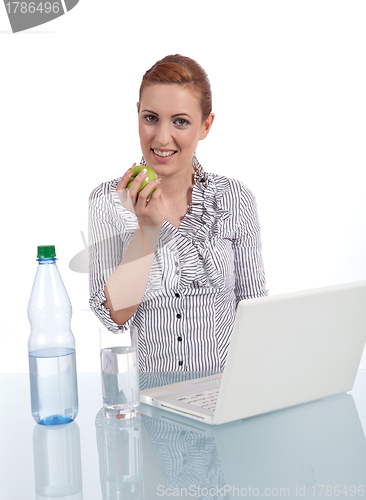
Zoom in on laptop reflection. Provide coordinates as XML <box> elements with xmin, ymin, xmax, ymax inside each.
<box><xmin>95</xmin><ymin>393</ymin><xmax>366</xmax><ymax>498</ymax></box>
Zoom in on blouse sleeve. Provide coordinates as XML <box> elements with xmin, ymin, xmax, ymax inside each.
<box><xmin>88</xmin><ymin>180</ymin><xmax>140</xmax><ymax>331</ymax></box>
<box><xmin>232</xmin><ymin>183</ymin><xmax>268</xmax><ymax>308</ymax></box>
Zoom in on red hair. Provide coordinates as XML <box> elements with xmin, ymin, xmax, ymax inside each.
<box><xmin>139</xmin><ymin>55</ymin><xmax>212</xmax><ymax>121</ymax></box>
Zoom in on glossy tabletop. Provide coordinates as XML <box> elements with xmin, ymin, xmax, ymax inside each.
<box><xmin>1</xmin><ymin>370</ymin><xmax>366</xmax><ymax>499</ymax></box>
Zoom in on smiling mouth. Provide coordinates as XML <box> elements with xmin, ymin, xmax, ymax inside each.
<box><xmin>152</xmin><ymin>149</ymin><xmax>177</xmax><ymax>158</ymax></box>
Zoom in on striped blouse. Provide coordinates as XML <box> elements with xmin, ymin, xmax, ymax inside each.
<box><xmin>88</xmin><ymin>155</ymin><xmax>268</xmax><ymax>372</ymax></box>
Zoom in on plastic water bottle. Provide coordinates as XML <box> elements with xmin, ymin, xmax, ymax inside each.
<box><xmin>28</xmin><ymin>245</ymin><xmax>79</xmax><ymax>425</ymax></box>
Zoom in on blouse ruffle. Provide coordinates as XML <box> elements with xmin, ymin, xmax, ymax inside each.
<box><xmin>140</xmin><ymin>155</ymin><xmax>240</xmax><ymax>299</ymax></box>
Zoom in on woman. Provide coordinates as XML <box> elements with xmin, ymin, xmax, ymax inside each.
<box><xmin>89</xmin><ymin>54</ymin><xmax>267</xmax><ymax>372</ymax></box>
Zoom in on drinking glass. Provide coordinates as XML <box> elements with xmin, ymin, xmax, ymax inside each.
<box><xmin>99</xmin><ymin>326</ymin><xmax>140</xmax><ymax>419</ymax></box>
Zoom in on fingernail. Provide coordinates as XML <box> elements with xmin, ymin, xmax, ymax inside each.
<box><xmin>157</xmin><ymin>178</ymin><xmax>162</xmax><ymax>183</ymax></box>
<box><xmin>140</xmin><ymin>168</ymin><xmax>147</xmax><ymax>175</ymax></box>
<box><xmin>126</xmin><ymin>168</ymin><xmax>132</xmax><ymax>175</ymax></box>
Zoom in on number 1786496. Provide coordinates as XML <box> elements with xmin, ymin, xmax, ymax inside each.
<box><xmin>5</xmin><ymin>2</ymin><xmax>61</xmax><ymax>14</ymax></box>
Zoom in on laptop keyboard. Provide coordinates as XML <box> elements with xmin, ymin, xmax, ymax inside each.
<box><xmin>175</xmin><ymin>389</ymin><xmax>219</xmax><ymax>411</ymax></box>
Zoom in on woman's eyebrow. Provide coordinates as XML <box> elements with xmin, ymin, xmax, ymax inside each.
<box><xmin>141</xmin><ymin>109</ymin><xmax>158</xmax><ymax>115</ymax></box>
<box><xmin>172</xmin><ymin>113</ymin><xmax>192</xmax><ymax>119</ymax></box>
<box><xmin>141</xmin><ymin>109</ymin><xmax>192</xmax><ymax>119</ymax></box>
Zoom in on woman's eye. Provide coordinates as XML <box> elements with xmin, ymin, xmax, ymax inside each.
<box><xmin>175</xmin><ymin>118</ymin><xmax>189</xmax><ymax>126</ymax></box>
<box><xmin>145</xmin><ymin>115</ymin><xmax>157</xmax><ymax>123</ymax></box>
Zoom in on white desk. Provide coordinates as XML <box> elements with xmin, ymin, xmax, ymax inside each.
<box><xmin>1</xmin><ymin>371</ymin><xmax>365</xmax><ymax>499</ymax></box>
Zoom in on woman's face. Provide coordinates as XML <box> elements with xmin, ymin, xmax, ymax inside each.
<box><xmin>137</xmin><ymin>83</ymin><xmax>214</xmax><ymax>179</ymax></box>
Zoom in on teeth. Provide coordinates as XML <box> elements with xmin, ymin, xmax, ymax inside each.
<box><xmin>153</xmin><ymin>149</ymin><xmax>175</xmax><ymax>157</ymax></box>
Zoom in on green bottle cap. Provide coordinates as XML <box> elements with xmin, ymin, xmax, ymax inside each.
<box><xmin>37</xmin><ymin>245</ymin><xmax>56</xmax><ymax>259</ymax></box>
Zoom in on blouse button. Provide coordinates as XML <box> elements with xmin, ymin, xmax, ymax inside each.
<box><xmin>176</xmin><ymin>314</ymin><xmax>181</xmax><ymax>319</ymax></box>
<box><xmin>175</xmin><ymin>270</ymin><xmax>180</xmax><ymax>275</ymax></box>
<box><xmin>175</xmin><ymin>261</ymin><xmax>179</xmax><ymax>267</ymax></box>
<box><xmin>175</xmin><ymin>293</ymin><xmax>180</xmax><ymax>298</ymax></box>
<box><xmin>178</xmin><ymin>361</ymin><xmax>183</xmax><ymax>366</ymax></box>
<box><xmin>178</xmin><ymin>336</ymin><xmax>182</xmax><ymax>342</ymax></box>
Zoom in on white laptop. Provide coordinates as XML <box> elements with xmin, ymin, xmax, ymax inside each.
<box><xmin>140</xmin><ymin>281</ymin><xmax>366</xmax><ymax>425</ymax></box>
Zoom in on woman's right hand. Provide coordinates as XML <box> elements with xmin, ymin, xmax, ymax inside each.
<box><xmin>116</xmin><ymin>164</ymin><xmax>164</xmax><ymax>227</ymax></box>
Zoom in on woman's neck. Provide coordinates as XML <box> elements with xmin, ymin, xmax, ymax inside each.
<box><xmin>159</xmin><ymin>164</ymin><xmax>195</xmax><ymax>205</ymax></box>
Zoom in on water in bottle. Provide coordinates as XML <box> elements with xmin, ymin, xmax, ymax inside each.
<box><xmin>28</xmin><ymin>245</ymin><xmax>78</xmax><ymax>425</ymax></box>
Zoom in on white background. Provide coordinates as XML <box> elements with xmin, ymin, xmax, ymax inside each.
<box><xmin>1</xmin><ymin>0</ymin><xmax>365</xmax><ymax>373</ymax></box>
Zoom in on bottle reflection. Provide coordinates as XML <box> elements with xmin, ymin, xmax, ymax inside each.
<box><xmin>32</xmin><ymin>421</ymin><xmax>83</xmax><ymax>499</ymax></box>
<box><xmin>95</xmin><ymin>409</ymin><xmax>144</xmax><ymax>499</ymax></box>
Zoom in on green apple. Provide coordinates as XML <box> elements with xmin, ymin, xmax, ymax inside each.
<box><xmin>126</xmin><ymin>165</ymin><xmax>158</xmax><ymax>199</ymax></box>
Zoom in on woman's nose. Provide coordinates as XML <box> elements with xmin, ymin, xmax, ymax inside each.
<box><xmin>155</xmin><ymin>121</ymin><xmax>172</xmax><ymax>146</ymax></box>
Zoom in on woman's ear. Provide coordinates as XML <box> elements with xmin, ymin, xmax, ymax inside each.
<box><xmin>136</xmin><ymin>102</ymin><xmax>140</xmax><ymax>113</ymax></box>
<box><xmin>200</xmin><ymin>113</ymin><xmax>215</xmax><ymax>140</ymax></box>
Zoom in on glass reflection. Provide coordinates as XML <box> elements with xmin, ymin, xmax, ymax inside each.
<box><xmin>95</xmin><ymin>409</ymin><xmax>144</xmax><ymax>499</ymax></box>
<box><xmin>32</xmin><ymin>421</ymin><xmax>82</xmax><ymax>499</ymax></box>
